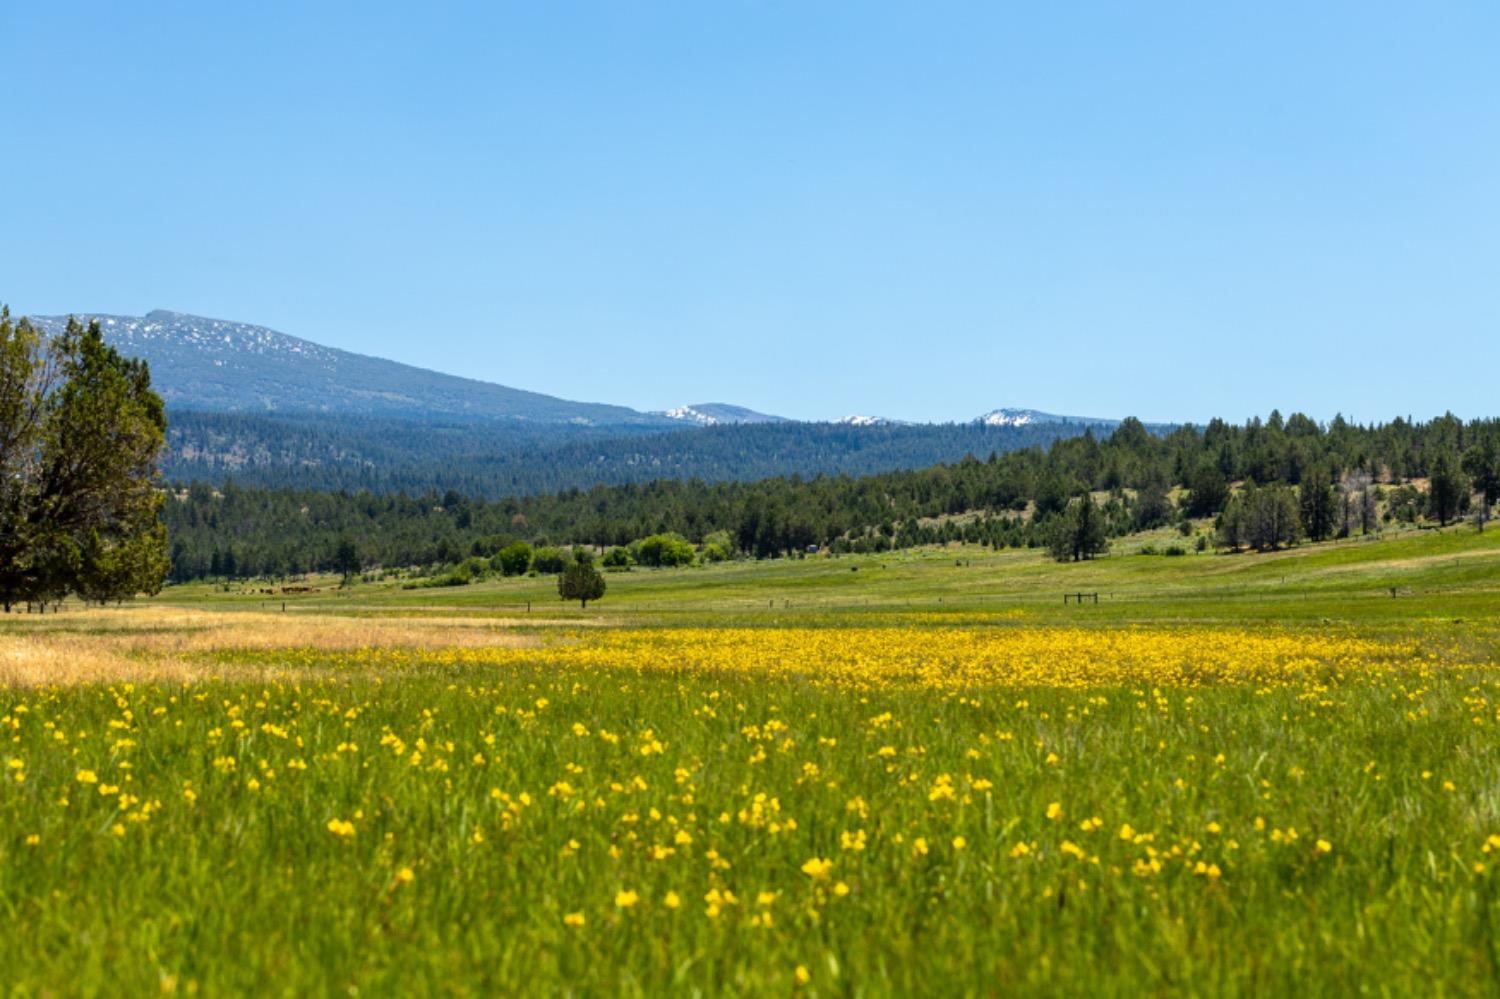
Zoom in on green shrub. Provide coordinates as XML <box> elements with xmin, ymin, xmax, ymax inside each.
<box><xmin>532</xmin><ymin>546</ymin><xmax>571</xmax><ymax>574</ymax></box>
<box><xmin>633</xmin><ymin>534</ymin><xmax>696</xmax><ymax>568</ymax></box>
<box><xmin>494</xmin><ymin>542</ymin><xmax>532</xmax><ymax>577</ymax></box>
<box><xmin>601</xmin><ymin>547</ymin><xmax>634</xmax><ymax>570</ymax></box>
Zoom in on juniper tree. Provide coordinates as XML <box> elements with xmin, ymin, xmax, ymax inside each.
<box><xmin>1245</xmin><ymin>485</ymin><xmax>1301</xmax><ymax>552</ymax></box>
<box><xmin>558</xmin><ymin>559</ymin><xmax>606</xmax><ymax>608</ymax></box>
<box><xmin>0</xmin><ymin>311</ymin><xmax>168</xmax><ymax>610</ymax></box>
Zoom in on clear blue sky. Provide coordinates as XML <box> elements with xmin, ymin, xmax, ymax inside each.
<box><xmin>4</xmin><ymin>2</ymin><xmax>1497</xmax><ymax>423</ymax></box>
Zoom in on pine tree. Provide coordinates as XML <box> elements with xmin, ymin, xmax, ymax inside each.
<box><xmin>1360</xmin><ymin>485</ymin><xmax>1379</xmax><ymax>534</ymax></box>
<box><xmin>1462</xmin><ymin>438</ymin><xmax>1499</xmax><ymax>530</ymax></box>
<box><xmin>1298</xmin><ymin>465</ymin><xmax>1338</xmax><ymax>542</ymax></box>
<box><xmin>1132</xmin><ymin>473</ymin><xmax>1173</xmax><ymax>531</ymax></box>
<box><xmin>1047</xmin><ymin>497</ymin><xmax>1108</xmax><ymax>562</ymax></box>
<box><xmin>1183</xmin><ymin>461</ymin><xmax>1230</xmax><ymax>518</ymax></box>
<box><xmin>333</xmin><ymin>536</ymin><xmax>361</xmax><ymax>583</ymax></box>
<box><xmin>1426</xmin><ymin>449</ymin><xmax>1466</xmax><ymax>527</ymax></box>
<box><xmin>1214</xmin><ymin>493</ymin><xmax>1247</xmax><ymax>551</ymax></box>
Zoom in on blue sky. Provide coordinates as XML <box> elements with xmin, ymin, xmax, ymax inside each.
<box><xmin>4</xmin><ymin>2</ymin><xmax>1497</xmax><ymax>423</ymax></box>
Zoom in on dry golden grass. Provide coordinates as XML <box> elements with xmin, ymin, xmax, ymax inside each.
<box><xmin>0</xmin><ymin>606</ymin><xmax>541</xmax><ymax>685</ymax></box>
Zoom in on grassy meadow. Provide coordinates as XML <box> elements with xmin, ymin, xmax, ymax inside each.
<box><xmin>3</xmin><ymin>525</ymin><xmax>1500</xmax><ymax>995</ymax></box>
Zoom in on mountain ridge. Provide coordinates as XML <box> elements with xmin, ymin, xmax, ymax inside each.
<box><xmin>27</xmin><ymin>310</ymin><xmax>674</xmax><ymax>426</ymax></box>
<box><xmin>657</xmin><ymin>403</ymin><xmax>787</xmax><ymax>426</ymax></box>
<box><xmin>26</xmin><ymin>310</ymin><xmax>1117</xmax><ymax>430</ymax></box>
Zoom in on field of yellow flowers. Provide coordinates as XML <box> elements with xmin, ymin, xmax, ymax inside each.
<box><xmin>3</xmin><ymin>614</ymin><xmax>1499</xmax><ymax>994</ymax></box>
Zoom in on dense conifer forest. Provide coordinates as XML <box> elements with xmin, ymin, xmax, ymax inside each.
<box><xmin>160</xmin><ymin>411</ymin><xmax>1114</xmax><ymax>495</ymax></box>
<box><xmin>161</xmin><ymin>412</ymin><xmax>1500</xmax><ymax>581</ymax></box>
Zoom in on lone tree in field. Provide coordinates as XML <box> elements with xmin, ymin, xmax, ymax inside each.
<box><xmin>558</xmin><ymin>559</ymin><xmax>606</xmax><ymax>608</ymax></box>
<box><xmin>0</xmin><ymin>310</ymin><xmax>169</xmax><ymax>610</ymax></box>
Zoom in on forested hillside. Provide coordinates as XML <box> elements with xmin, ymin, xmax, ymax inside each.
<box><xmin>162</xmin><ymin>411</ymin><xmax>1500</xmax><ymax>581</ymax></box>
<box><xmin>28</xmin><ymin>311</ymin><xmax>671</xmax><ymax>425</ymax></box>
<box><xmin>161</xmin><ymin>411</ymin><xmax>1113</xmax><ymax>495</ymax></box>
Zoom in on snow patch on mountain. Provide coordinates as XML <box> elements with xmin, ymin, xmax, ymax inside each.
<box><xmin>657</xmin><ymin>403</ymin><xmax>786</xmax><ymax>426</ymax></box>
<box><xmin>977</xmin><ymin>407</ymin><xmax>1121</xmax><ymax>428</ymax></box>
<box><xmin>979</xmin><ymin>408</ymin><xmax>1049</xmax><ymax>427</ymax></box>
<box><xmin>42</xmin><ymin>310</ymin><xmax>343</xmax><ymax>367</ymax></box>
<box><xmin>663</xmin><ymin>405</ymin><xmax>720</xmax><ymax>425</ymax></box>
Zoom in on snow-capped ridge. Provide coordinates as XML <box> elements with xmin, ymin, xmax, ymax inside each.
<box><xmin>977</xmin><ymin>408</ymin><xmax>1056</xmax><ymax>427</ymax></box>
<box><xmin>656</xmin><ymin>403</ymin><xmax>786</xmax><ymax>426</ymax></box>
<box><xmin>27</xmin><ymin>309</ymin><xmax>669</xmax><ymax>425</ymax></box>
<box><xmin>663</xmin><ymin>405</ymin><xmax>719</xmax><ymax>425</ymax></box>
<box><xmin>976</xmin><ymin>407</ymin><xmax>1120</xmax><ymax>428</ymax></box>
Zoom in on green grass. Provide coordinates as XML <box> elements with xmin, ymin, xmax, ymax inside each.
<box><xmin>155</xmin><ymin>520</ymin><xmax>1500</xmax><ymax>631</ymax></box>
<box><xmin>4</xmin><ymin>662</ymin><xmax>1499</xmax><ymax>994</ymax></box>
<box><xmin>3</xmin><ymin>524</ymin><xmax>1500</xmax><ymax>994</ymax></box>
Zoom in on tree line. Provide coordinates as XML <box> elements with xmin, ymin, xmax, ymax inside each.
<box><xmin>0</xmin><ymin>310</ymin><xmax>170</xmax><ymax>609</ymax></box>
<box><xmin>161</xmin><ymin>410</ymin><xmax>1500</xmax><ymax>581</ymax></box>
<box><xmin>160</xmin><ymin>410</ymin><xmax>1116</xmax><ymax>496</ymax></box>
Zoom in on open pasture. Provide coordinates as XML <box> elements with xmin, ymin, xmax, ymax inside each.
<box><xmin>2</xmin><ymin>528</ymin><xmax>1499</xmax><ymax>995</ymax></box>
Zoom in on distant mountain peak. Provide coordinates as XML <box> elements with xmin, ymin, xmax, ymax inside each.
<box><xmin>657</xmin><ymin>403</ymin><xmax>785</xmax><ymax>426</ymax></box>
<box><xmin>28</xmin><ymin>309</ymin><xmax>672</xmax><ymax>426</ymax></box>
<box><xmin>975</xmin><ymin>407</ymin><xmax>1116</xmax><ymax>427</ymax></box>
<box><xmin>978</xmin><ymin>407</ymin><xmax>1046</xmax><ymax>427</ymax></box>
<box><xmin>833</xmin><ymin>414</ymin><xmax>895</xmax><ymax>427</ymax></box>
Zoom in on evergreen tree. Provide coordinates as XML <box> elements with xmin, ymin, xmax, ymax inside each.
<box><xmin>1298</xmin><ymin>465</ymin><xmax>1338</xmax><ymax>541</ymax></box>
<box><xmin>1214</xmin><ymin>494</ymin><xmax>1247</xmax><ymax>551</ymax></box>
<box><xmin>1360</xmin><ymin>484</ymin><xmax>1379</xmax><ymax>535</ymax></box>
<box><xmin>77</xmin><ymin>521</ymin><xmax>170</xmax><ymax>604</ymax></box>
<box><xmin>1426</xmin><ymin>449</ymin><xmax>1466</xmax><ymax>526</ymax></box>
<box><xmin>1047</xmin><ymin>497</ymin><xmax>1108</xmax><ymax>562</ymax></box>
<box><xmin>558</xmin><ymin>560</ymin><xmax>606</xmax><ymax>608</ymax></box>
<box><xmin>1340</xmin><ymin>469</ymin><xmax>1373</xmax><ymax>537</ymax></box>
<box><xmin>1245</xmin><ymin>485</ymin><xmax>1301</xmax><ymax>551</ymax></box>
<box><xmin>0</xmin><ymin>312</ymin><xmax>168</xmax><ymax>610</ymax></box>
<box><xmin>1462</xmin><ymin>438</ymin><xmax>1499</xmax><ymax>529</ymax></box>
<box><xmin>1183</xmin><ymin>461</ymin><xmax>1230</xmax><ymax>518</ymax></box>
<box><xmin>333</xmin><ymin>536</ymin><xmax>361</xmax><ymax>582</ymax></box>
<box><xmin>1132</xmin><ymin>473</ymin><xmax>1173</xmax><ymax>531</ymax></box>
